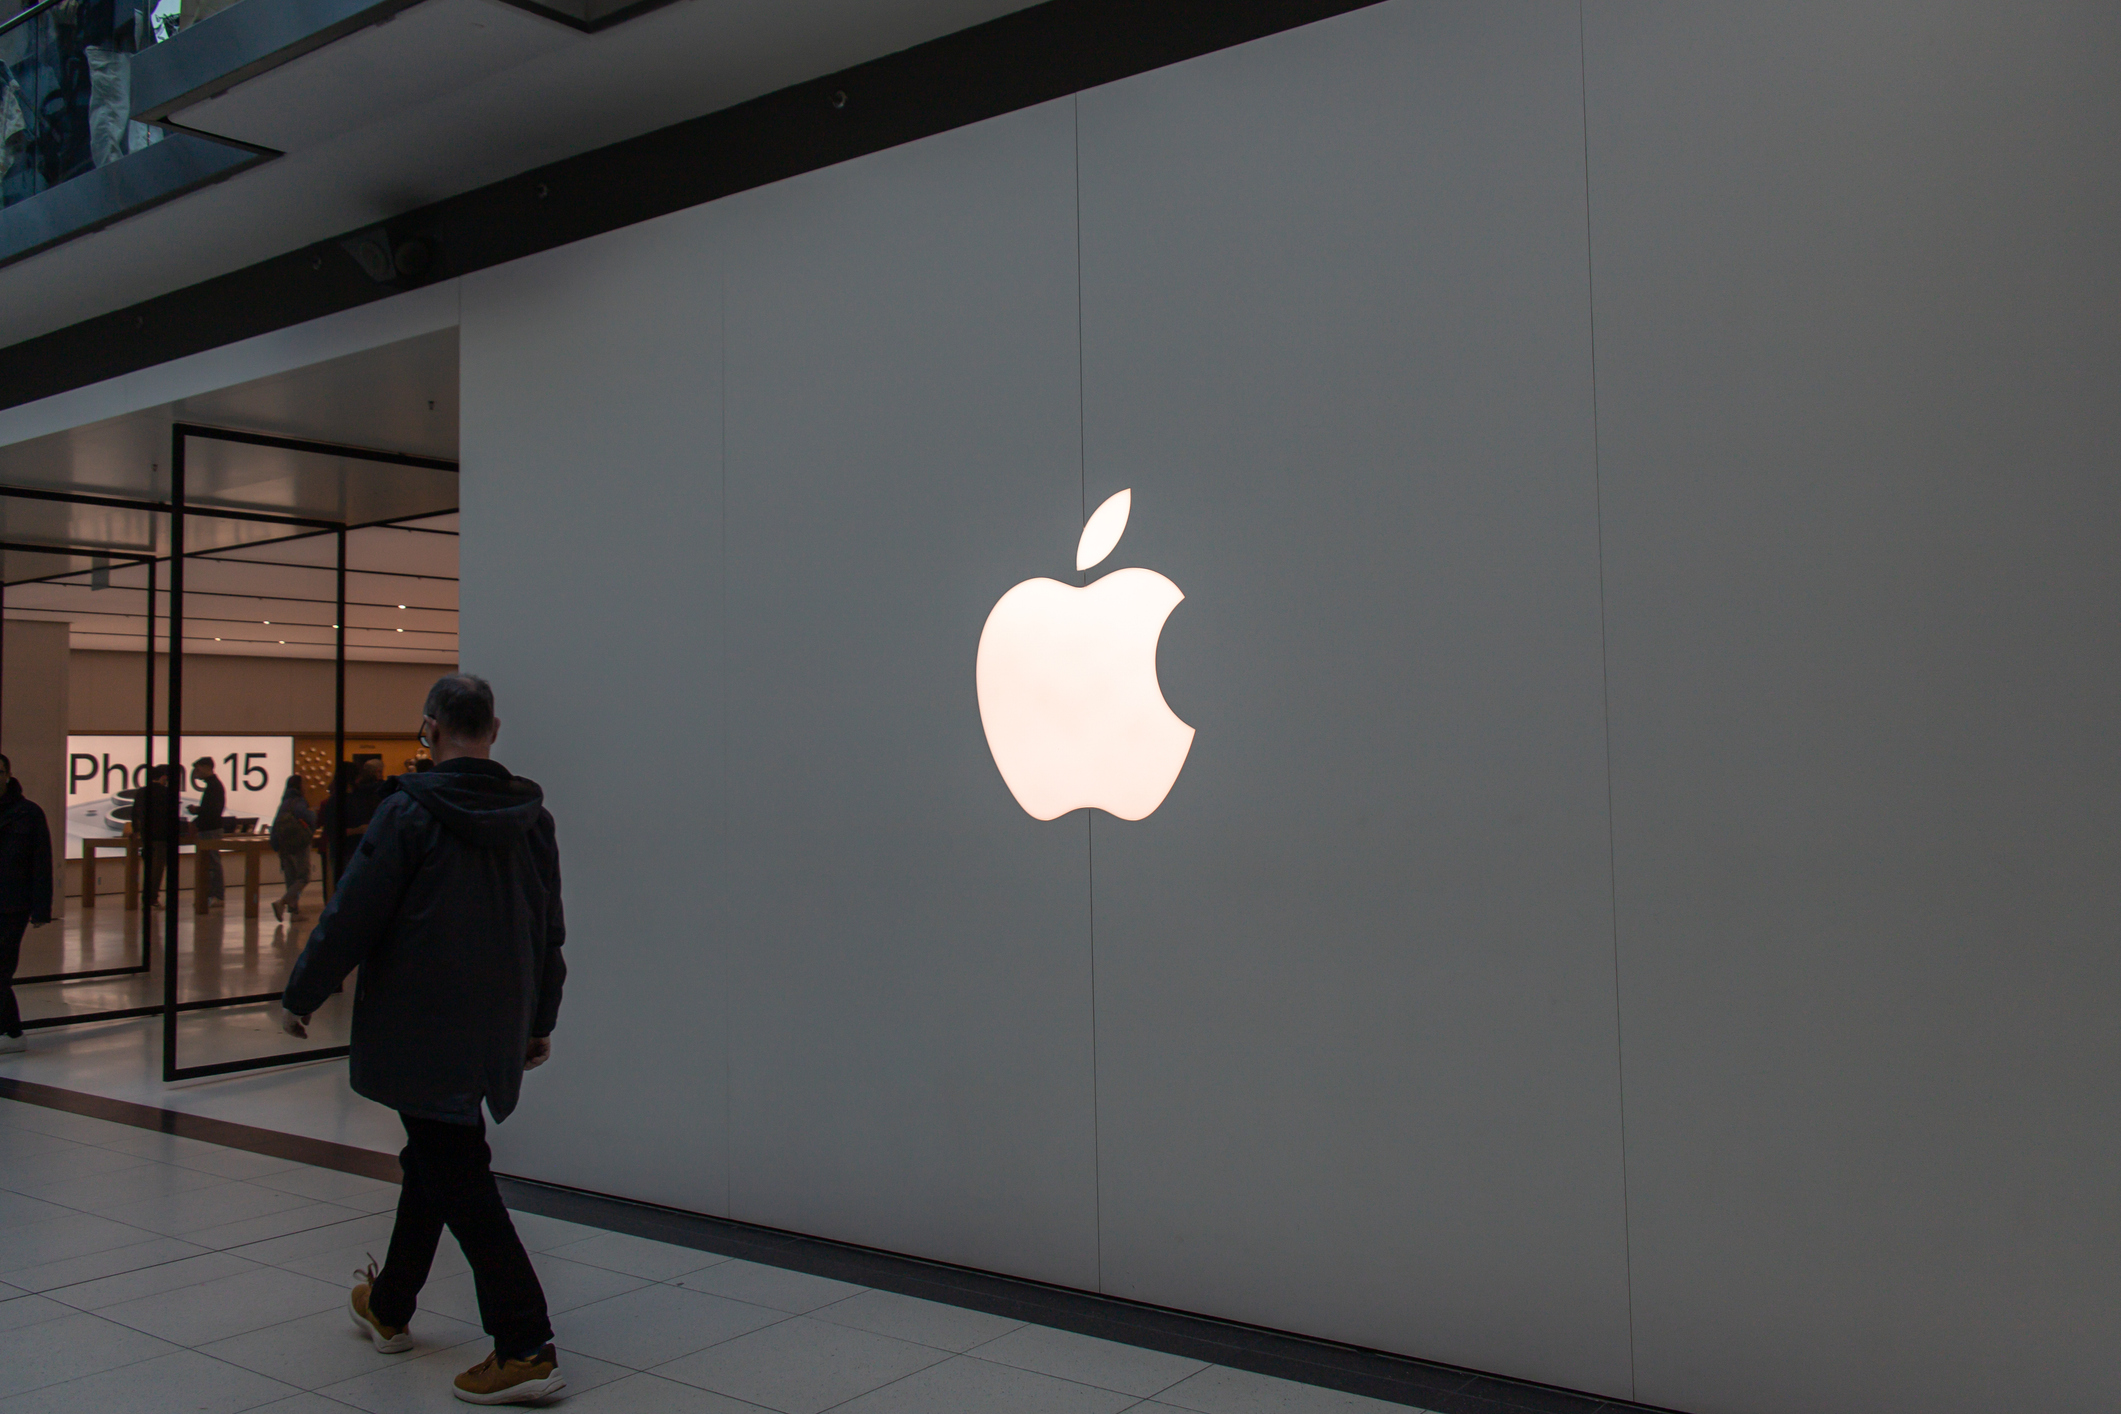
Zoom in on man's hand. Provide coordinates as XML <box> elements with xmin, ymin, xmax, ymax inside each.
<box><xmin>524</xmin><ymin>1035</ymin><xmax>552</xmax><ymax>1070</ymax></box>
<box><xmin>275</xmin><ymin>1005</ymin><xmax>310</xmax><ymax>1039</ymax></box>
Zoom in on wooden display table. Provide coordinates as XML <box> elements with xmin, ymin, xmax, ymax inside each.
<box><xmin>79</xmin><ymin>833</ymin><xmax>287</xmax><ymax>920</ymax></box>
<box><xmin>194</xmin><ymin>834</ymin><xmax>276</xmax><ymax>918</ymax></box>
<box><xmin>79</xmin><ymin>836</ymin><xmax>140</xmax><ymax>911</ymax></box>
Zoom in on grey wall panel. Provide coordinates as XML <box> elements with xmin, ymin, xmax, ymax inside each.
<box><xmin>717</xmin><ymin>99</ymin><xmax>1100</xmax><ymax>1287</ymax></box>
<box><xmin>1584</xmin><ymin>6</ymin><xmax>2121</xmax><ymax>1413</ymax></box>
<box><xmin>458</xmin><ymin>206</ymin><xmax>731</xmax><ymax>1215</ymax></box>
<box><xmin>441</xmin><ymin>5</ymin><xmax>2121</xmax><ymax>1407</ymax></box>
<box><xmin>1076</xmin><ymin>3</ymin><xmax>1633</xmax><ymax>1396</ymax></box>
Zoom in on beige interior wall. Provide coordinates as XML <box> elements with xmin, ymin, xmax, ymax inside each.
<box><xmin>4</xmin><ymin>619</ymin><xmax>71</xmax><ymax>916</ymax></box>
<box><xmin>69</xmin><ymin>651</ymin><xmax>455</xmax><ymax>734</ymax></box>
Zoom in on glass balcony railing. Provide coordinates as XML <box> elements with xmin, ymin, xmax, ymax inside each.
<box><xmin>0</xmin><ymin>0</ymin><xmax>202</xmax><ymax>210</ymax></box>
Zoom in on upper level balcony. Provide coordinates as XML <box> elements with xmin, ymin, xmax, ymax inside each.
<box><xmin>1</xmin><ymin>0</ymin><xmax>263</xmax><ymax>265</ymax></box>
<box><xmin>0</xmin><ymin>0</ymin><xmax>1035</xmax><ymax>352</ymax></box>
<box><xmin>0</xmin><ymin>0</ymin><xmax>724</xmax><ymax>270</ymax></box>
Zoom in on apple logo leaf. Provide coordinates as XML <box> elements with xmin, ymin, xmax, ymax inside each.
<box><xmin>1076</xmin><ymin>488</ymin><xmax>1132</xmax><ymax>572</ymax></box>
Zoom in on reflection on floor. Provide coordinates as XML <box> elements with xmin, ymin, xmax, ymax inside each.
<box><xmin>0</xmin><ymin>1101</ymin><xmax>1421</xmax><ymax>1413</ymax></box>
<box><xmin>7</xmin><ymin>891</ymin><xmax>401</xmax><ymax>1154</ymax></box>
<box><xmin>20</xmin><ymin>887</ymin><xmax>329</xmax><ymax>1018</ymax></box>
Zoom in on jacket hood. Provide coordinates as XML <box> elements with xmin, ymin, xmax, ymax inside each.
<box><xmin>395</xmin><ymin>758</ymin><xmax>544</xmax><ymax>847</ymax></box>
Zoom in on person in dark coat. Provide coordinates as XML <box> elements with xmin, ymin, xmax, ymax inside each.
<box><xmin>322</xmin><ymin>758</ymin><xmax>388</xmax><ymax>885</ymax></box>
<box><xmin>345</xmin><ymin>757</ymin><xmax>389</xmax><ymax>832</ymax></box>
<box><xmin>189</xmin><ymin>756</ymin><xmax>228</xmax><ymax>906</ymax></box>
<box><xmin>277</xmin><ymin>675</ymin><xmax>567</xmax><ymax>1405</ymax></box>
<box><xmin>0</xmin><ymin>754</ymin><xmax>57</xmax><ymax>1054</ymax></box>
<box><xmin>136</xmin><ymin>764</ymin><xmax>179</xmax><ymax>908</ymax></box>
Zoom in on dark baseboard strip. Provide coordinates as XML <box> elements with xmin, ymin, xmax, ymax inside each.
<box><xmin>498</xmin><ymin>1175</ymin><xmax>1672</xmax><ymax>1414</ymax></box>
<box><xmin>0</xmin><ymin>1078</ymin><xmax>1681</xmax><ymax>1414</ymax></box>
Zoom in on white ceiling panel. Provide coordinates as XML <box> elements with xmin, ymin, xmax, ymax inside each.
<box><xmin>171</xmin><ymin>0</ymin><xmax>583</xmax><ymax>153</ymax></box>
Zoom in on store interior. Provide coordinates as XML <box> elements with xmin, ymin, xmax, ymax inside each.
<box><xmin>0</xmin><ymin>327</ymin><xmax>456</xmax><ymax>1133</ymax></box>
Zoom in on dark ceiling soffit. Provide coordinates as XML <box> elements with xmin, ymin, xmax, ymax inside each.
<box><xmin>486</xmin><ymin>0</ymin><xmax>688</xmax><ymax>37</ymax></box>
<box><xmin>129</xmin><ymin>0</ymin><xmax>429</xmax><ymax>124</ymax></box>
<box><xmin>0</xmin><ymin>134</ymin><xmax>266</xmax><ymax>271</ymax></box>
<box><xmin>0</xmin><ymin>0</ymin><xmax>1385</xmax><ymax>415</ymax></box>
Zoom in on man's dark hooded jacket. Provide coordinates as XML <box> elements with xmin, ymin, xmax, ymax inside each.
<box><xmin>0</xmin><ymin>778</ymin><xmax>54</xmax><ymax>919</ymax></box>
<box><xmin>191</xmin><ymin>771</ymin><xmax>226</xmax><ymax>832</ymax></box>
<box><xmin>283</xmin><ymin>757</ymin><xmax>565</xmax><ymax>1121</ymax></box>
<box><xmin>132</xmin><ymin>776</ymin><xmax>176</xmax><ymax>841</ymax></box>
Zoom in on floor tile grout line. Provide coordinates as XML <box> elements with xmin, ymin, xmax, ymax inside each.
<box><xmin>792</xmin><ymin>1339</ymin><xmax>954</xmax><ymax>1414</ymax></box>
<box><xmin>960</xmin><ymin>1345</ymin><xmax>1211</xmax><ymax>1405</ymax></box>
<box><xmin>34</xmin><ymin>1248</ymin><xmax>269</xmax><ymax>1308</ymax></box>
<box><xmin>0</xmin><ymin>1311</ymin><xmax>198</xmax><ymax>1404</ymax></box>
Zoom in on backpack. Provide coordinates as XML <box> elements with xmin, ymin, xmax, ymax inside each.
<box><xmin>269</xmin><ymin>803</ymin><xmax>310</xmax><ymax>854</ymax></box>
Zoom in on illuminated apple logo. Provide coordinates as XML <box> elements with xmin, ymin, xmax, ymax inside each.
<box><xmin>976</xmin><ymin>489</ymin><xmax>1195</xmax><ymax>820</ymax></box>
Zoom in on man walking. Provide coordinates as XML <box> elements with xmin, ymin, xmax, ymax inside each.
<box><xmin>0</xmin><ymin>753</ymin><xmax>56</xmax><ymax>1055</ymax></box>
<box><xmin>277</xmin><ymin>675</ymin><xmax>568</xmax><ymax>1405</ymax></box>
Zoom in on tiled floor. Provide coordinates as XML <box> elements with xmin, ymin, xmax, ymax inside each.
<box><xmin>8</xmin><ymin>889</ymin><xmax>402</xmax><ymax>1154</ymax></box>
<box><xmin>0</xmin><ymin>1098</ymin><xmax>1424</xmax><ymax>1413</ymax></box>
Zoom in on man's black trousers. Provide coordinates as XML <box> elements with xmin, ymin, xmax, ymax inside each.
<box><xmin>370</xmin><ymin>1113</ymin><xmax>551</xmax><ymax>1355</ymax></box>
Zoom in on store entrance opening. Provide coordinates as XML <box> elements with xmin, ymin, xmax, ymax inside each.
<box><xmin>0</xmin><ymin>328</ymin><xmax>459</xmax><ymax>1101</ymax></box>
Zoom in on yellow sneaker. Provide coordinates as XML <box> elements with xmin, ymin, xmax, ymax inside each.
<box><xmin>453</xmin><ymin>1344</ymin><xmax>565</xmax><ymax>1405</ymax></box>
<box><xmin>349</xmin><ymin>1260</ymin><xmax>414</xmax><ymax>1353</ymax></box>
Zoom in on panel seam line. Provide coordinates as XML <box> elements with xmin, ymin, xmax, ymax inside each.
<box><xmin>1074</xmin><ymin>94</ymin><xmax>1105</xmax><ymax>1295</ymax></box>
<box><xmin>1579</xmin><ymin>2</ymin><xmax>1637</xmax><ymax>1398</ymax></box>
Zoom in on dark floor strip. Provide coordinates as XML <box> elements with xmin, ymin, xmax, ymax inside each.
<box><xmin>0</xmin><ymin>1075</ymin><xmax>400</xmax><ymax>1182</ymax></box>
<box><xmin>0</xmin><ymin>1080</ymin><xmax>1684</xmax><ymax>1414</ymax></box>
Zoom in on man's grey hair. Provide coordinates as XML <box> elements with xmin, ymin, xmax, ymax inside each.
<box><xmin>423</xmin><ymin>674</ymin><xmax>497</xmax><ymax>741</ymax></box>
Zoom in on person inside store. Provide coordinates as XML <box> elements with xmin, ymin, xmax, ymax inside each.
<box><xmin>318</xmin><ymin>762</ymin><xmax>351</xmax><ymax>884</ymax></box>
<box><xmin>0</xmin><ymin>753</ymin><xmax>57</xmax><ymax>1057</ymax></box>
<box><xmin>276</xmin><ymin>675</ymin><xmax>568</xmax><ymax>1406</ymax></box>
<box><xmin>269</xmin><ymin>774</ymin><xmax>317</xmax><ymax>923</ymax></box>
<box><xmin>188</xmin><ymin>756</ymin><xmax>228</xmax><ymax>908</ymax></box>
<box><xmin>137</xmin><ymin>763</ymin><xmax>178</xmax><ymax>907</ymax></box>
<box><xmin>350</xmin><ymin>756</ymin><xmax>389</xmax><ymax>821</ymax></box>
<box><xmin>323</xmin><ymin>757</ymin><xmax>390</xmax><ymax>885</ymax></box>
